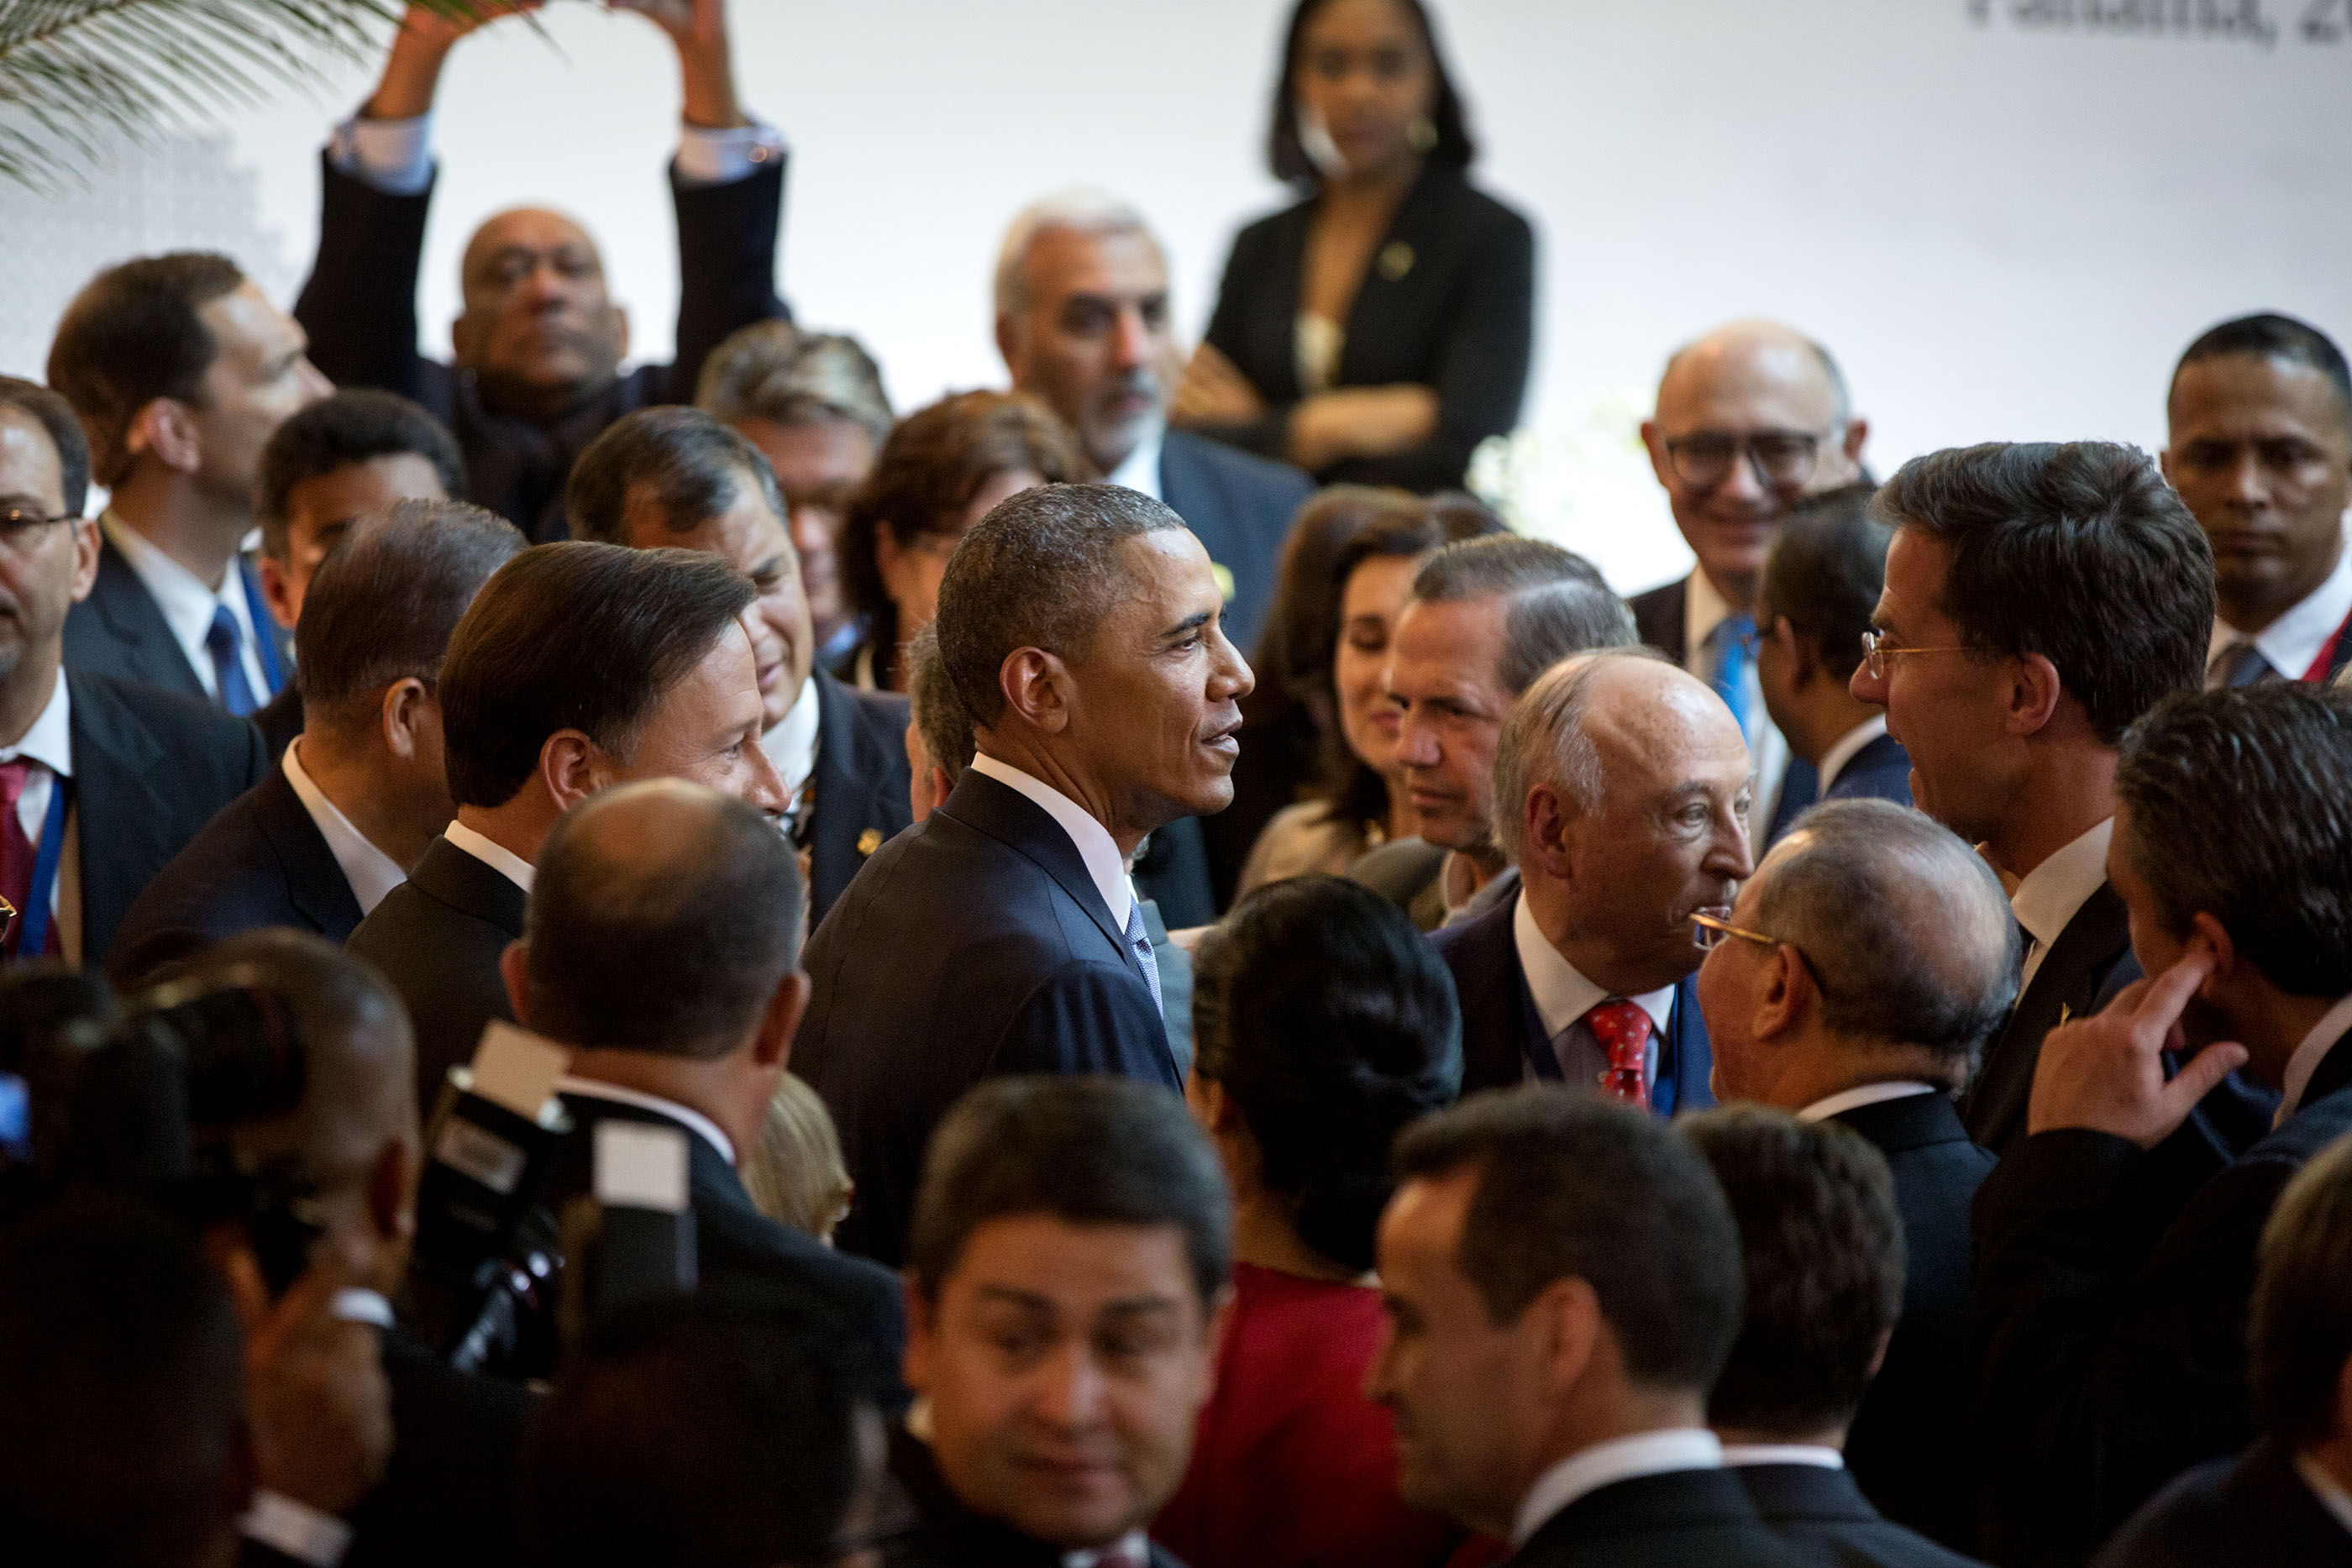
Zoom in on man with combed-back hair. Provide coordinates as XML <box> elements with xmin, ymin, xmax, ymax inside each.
<box><xmin>1971</xmin><ymin>681</ymin><xmax>2352</xmax><ymax>1563</ymax></box>
<box><xmin>1699</xmin><ymin>798</ymin><xmax>2013</xmax><ymax>1552</ymax></box>
<box><xmin>795</xmin><ymin>482</ymin><xmax>1252</xmax><ymax>1266</ymax></box>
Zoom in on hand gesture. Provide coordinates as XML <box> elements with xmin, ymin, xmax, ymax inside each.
<box><xmin>396</xmin><ymin>1</ymin><xmax>544</xmax><ymax>54</ymax></box>
<box><xmin>228</xmin><ymin>1240</ymin><xmax>394</xmax><ymax>1518</ymax></box>
<box><xmin>612</xmin><ymin>0</ymin><xmax>743</xmax><ymax>128</ymax></box>
<box><xmin>2025</xmin><ymin>947</ymin><xmax>2251</xmax><ymax>1151</ymax></box>
<box><xmin>609</xmin><ymin>0</ymin><xmax>724</xmax><ymax>50</ymax></box>
<box><xmin>366</xmin><ymin>3</ymin><xmax>543</xmax><ymax>119</ymax></box>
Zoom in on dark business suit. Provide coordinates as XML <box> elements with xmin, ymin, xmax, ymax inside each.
<box><xmin>1830</xmin><ymin>1093</ymin><xmax>1994</xmax><ymax>1555</ymax></box>
<box><xmin>2091</xmin><ymin>1439</ymin><xmax>2352</xmax><ymax>1568</ymax></box>
<box><xmin>885</xmin><ymin>1422</ymin><xmax>1185</xmax><ymax>1568</ymax></box>
<box><xmin>108</xmin><ymin>762</ymin><xmax>368</xmax><ymax>987</ymax></box>
<box><xmin>344</xmin><ymin>1329</ymin><xmax>535</xmax><ymax>1568</ymax></box>
<box><xmin>1735</xmin><ymin>1463</ymin><xmax>1986</xmax><ymax>1568</ymax></box>
<box><xmin>1196</xmin><ymin>163</ymin><xmax>1534</xmax><ymax>493</ymax></box>
<box><xmin>1430</xmin><ymin>894</ymin><xmax>1715</xmax><ymax>1111</ymax></box>
<box><xmin>295</xmin><ymin>155</ymin><xmax>787</xmax><ymax>542</ymax></box>
<box><xmin>540</xmin><ymin>1088</ymin><xmax>906</xmax><ymax>1408</ymax></box>
<box><xmin>1158</xmin><ymin>427</ymin><xmax>1312</xmax><ymax>659</ymax></box>
<box><xmin>806</xmin><ymin>669</ymin><xmax>914</xmax><ymax>926</ymax></box>
<box><xmin>346</xmin><ymin>836</ymin><xmax>525</xmax><ymax>1110</ymax></box>
<box><xmin>63</xmin><ymin>669</ymin><xmax>268</xmax><ymax>968</ymax></box>
<box><xmin>796</xmin><ymin>768</ymin><xmax>1178</xmax><ymax>1266</ymax></box>
<box><xmin>1970</xmin><ymin>1031</ymin><xmax>2352</xmax><ymax>1565</ymax></box>
<box><xmin>1511</xmin><ymin>1468</ymin><xmax>1808</xmax><ymax>1568</ymax></box>
<box><xmin>1769</xmin><ymin>731</ymin><xmax>1913</xmax><ymax>846</ymax></box>
<box><xmin>1630</xmin><ymin>579</ymin><xmax>1688</xmax><ymax>670</ymax></box>
<box><xmin>64</xmin><ymin>536</ymin><xmax>293</xmax><ymax>706</ymax></box>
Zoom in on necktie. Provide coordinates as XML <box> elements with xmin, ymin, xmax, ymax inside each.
<box><xmin>1709</xmin><ymin>614</ymin><xmax>1756</xmax><ymax>737</ymax></box>
<box><xmin>207</xmin><ymin>605</ymin><xmax>260</xmax><ymax>717</ymax></box>
<box><xmin>1584</xmin><ymin>999</ymin><xmax>1652</xmax><ymax>1109</ymax></box>
<box><xmin>0</xmin><ymin>760</ymin><xmax>47</xmax><ymax>958</ymax></box>
<box><xmin>1122</xmin><ymin>900</ymin><xmax>1164</xmax><ymax>1020</ymax></box>
<box><xmin>2213</xmin><ymin>641</ymin><xmax>2275</xmax><ymax>690</ymax></box>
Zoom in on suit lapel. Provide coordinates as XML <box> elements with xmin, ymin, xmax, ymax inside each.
<box><xmin>1964</xmin><ymin>881</ymin><xmax>2131</xmax><ymax>1146</ymax></box>
<box><xmin>250</xmin><ymin>765</ymin><xmax>365</xmax><ymax>933</ymax></box>
<box><xmin>806</xmin><ymin>671</ymin><xmax>883</xmax><ymax>915</ymax></box>
<box><xmin>66</xmin><ymin>670</ymin><xmax>181</xmax><ymax>958</ymax></box>
<box><xmin>88</xmin><ymin>539</ymin><xmax>206</xmax><ymax>698</ymax></box>
<box><xmin>937</xmin><ymin>772</ymin><xmax>1127</xmax><ymax>956</ymax></box>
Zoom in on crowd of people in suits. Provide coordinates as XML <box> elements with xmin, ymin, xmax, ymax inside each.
<box><xmin>5</xmin><ymin>2</ymin><xmax>2352</xmax><ymax>1568</ymax></box>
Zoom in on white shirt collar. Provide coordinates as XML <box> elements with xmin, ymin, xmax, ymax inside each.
<box><xmin>1815</xmin><ymin>715</ymin><xmax>1889</xmax><ymax>795</ymax></box>
<box><xmin>1511</xmin><ymin>1429</ymin><xmax>1724</xmax><ymax>1546</ymax></box>
<box><xmin>1719</xmin><ymin>1444</ymin><xmax>1844</xmax><ymax>1471</ymax></box>
<box><xmin>967</xmin><ymin>752</ymin><xmax>1131</xmax><ymax>931</ymax></box>
<box><xmin>102</xmin><ymin>510</ymin><xmax>270</xmax><ymax>704</ymax></box>
<box><xmin>2210</xmin><ymin>529</ymin><xmax>2352</xmax><ymax>684</ymax></box>
<box><xmin>761</xmin><ymin>672</ymin><xmax>823</xmax><ymax>800</ymax></box>
<box><xmin>0</xmin><ymin>668</ymin><xmax>73</xmax><ymax>779</ymax></box>
<box><xmin>2011</xmin><ymin>817</ymin><xmax>2114</xmax><ymax>990</ymax></box>
<box><xmin>442</xmin><ymin>819</ymin><xmax>535</xmax><ymax>894</ymax></box>
<box><xmin>1797</xmin><ymin>1081</ymin><xmax>1938</xmax><ymax>1124</ymax></box>
<box><xmin>1512</xmin><ymin>890</ymin><xmax>1676</xmax><ymax>1040</ymax></box>
<box><xmin>2294</xmin><ymin>1451</ymin><xmax>2352</xmax><ymax>1541</ymax></box>
<box><xmin>281</xmin><ymin>741</ymin><xmax>405</xmax><ymax>915</ymax></box>
<box><xmin>1063</xmin><ymin>1531</ymin><xmax>1149</xmax><ymax>1568</ymax></box>
<box><xmin>557</xmin><ymin>1074</ymin><xmax>736</xmax><ymax>1167</ymax></box>
<box><xmin>1106</xmin><ymin>421</ymin><xmax>1166</xmax><ymax>503</ymax></box>
<box><xmin>2277</xmin><ymin>992</ymin><xmax>2352</xmax><ymax>1123</ymax></box>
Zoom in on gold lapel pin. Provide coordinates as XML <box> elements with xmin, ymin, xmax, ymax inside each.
<box><xmin>1378</xmin><ymin>241</ymin><xmax>1415</xmax><ymax>281</ymax></box>
<box><xmin>856</xmin><ymin>827</ymin><xmax>883</xmax><ymax>857</ymax></box>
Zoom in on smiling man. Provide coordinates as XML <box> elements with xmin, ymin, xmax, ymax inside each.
<box><xmin>795</xmin><ymin>484</ymin><xmax>1252</xmax><ymax>1266</ymax></box>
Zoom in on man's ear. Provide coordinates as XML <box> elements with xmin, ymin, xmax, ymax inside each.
<box><xmin>2003</xmin><ymin>652</ymin><xmax>2065</xmax><ymax>737</ymax></box>
<box><xmin>612</xmin><ymin>304</ymin><xmax>631</xmax><ymax>364</ymax></box>
<box><xmin>366</xmin><ymin>1135</ymin><xmax>418</xmax><ymax>1248</ymax></box>
<box><xmin>1533</xmin><ymin>1275</ymin><xmax>1603</xmax><ymax>1400</ymax></box>
<box><xmin>1775</xmin><ymin>617</ymin><xmax>1819</xmax><ymax>690</ymax></box>
<box><xmin>901</xmin><ymin>1276</ymin><xmax>937</xmax><ymax>1396</ymax></box>
<box><xmin>1638</xmin><ymin>417</ymin><xmax>1672</xmax><ymax>489</ymax></box>
<box><xmin>128</xmin><ymin>397</ymin><xmax>202</xmax><ymax>475</ymax></box>
<box><xmin>449</xmin><ymin>313</ymin><xmax>477</xmax><ymax>370</ymax></box>
<box><xmin>2188</xmin><ymin>910</ymin><xmax>2241</xmax><ymax>999</ymax></box>
<box><xmin>498</xmin><ymin>940</ymin><xmax>531</xmax><ymax>1025</ymax></box>
<box><xmin>1840</xmin><ymin>417</ymin><xmax>1870</xmax><ymax>470</ymax></box>
<box><xmin>994</xmin><ymin>312</ymin><xmax>1022</xmax><ymax>379</ymax></box>
<box><xmin>1521</xmin><ymin>783</ymin><xmax>1575</xmax><ymax>884</ymax></box>
<box><xmin>541</xmin><ymin>730</ymin><xmax>606</xmax><ymax>811</ymax></box>
<box><xmin>255</xmin><ymin>554</ymin><xmax>300</xmax><ymax>632</ymax></box>
<box><xmin>66</xmin><ymin>518</ymin><xmax>99</xmax><ymax>606</ymax></box>
<box><xmin>381</xmin><ymin>678</ymin><xmax>433</xmax><ymax>763</ymax></box>
<box><xmin>753</xmin><ymin>970</ymin><xmax>811</xmax><ymax>1072</ymax></box>
<box><xmin>1753</xmin><ymin>941</ymin><xmax>1812</xmax><ymax>1041</ymax></box>
<box><xmin>999</xmin><ymin>648</ymin><xmax>1072</xmax><ymax>736</ymax></box>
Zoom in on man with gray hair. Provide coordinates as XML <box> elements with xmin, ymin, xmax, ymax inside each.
<box><xmin>698</xmin><ymin>320</ymin><xmax>892</xmax><ymax>663</ymax></box>
<box><xmin>1433</xmin><ymin>646</ymin><xmax>1752</xmax><ymax>1112</ymax></box>
<box><xmin>1698</xmin><ymin>798</ymin><xmax>2017</xmax><ymax>1553</ymax></box>
<box><xmin>795</xmin><ymin>483</ymin><xmax>1252</xmax><ymax>1265</ymax></box>
<box><xmin>993</xmin><ymin>190</ymin><xmax>1308</xmax><ymax>654</ymax></box>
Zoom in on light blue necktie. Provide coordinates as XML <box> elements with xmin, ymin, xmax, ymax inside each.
<box><xmin>2215</xmin><ymin>642</ymin><xmax>2276</xmax><ymax>690</ymax></box>
<box><xmin>206</xmin><ymin>604</ymin><xmax>260</xmax><ymax>717</ymax></box>
<box><xmin>1710</xmin><ymin>613</ymin><xmax>1756</xmax><ymax>737</ymax></box>
<box><xmin>1122</xmin><ymin>900</ymin><xmax>1164</xmax><ymax>1019</ymax></box>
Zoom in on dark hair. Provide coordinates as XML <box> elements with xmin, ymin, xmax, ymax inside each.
<box><xmin>909</xmin><ymin>1076</ymin><xmax>1232</xmax><ymax>1307</ymax></box>
<box><xmin>296</xmin><ymin>499</ymin><xmax>525</xmax><ymax>732</ymax></box>
<box><xmin>2114</xmin><ymin>684</ymin><xmax>2352</xmax><ymax>998</ymax></box>
<box><xmin>843</xmin><ymin>391</ymin><xmax>1090</xmax><ymax>663</ymax></box>
<box><xmin>936</xmin><ymin>482</ymin><xmax>1185</xmax><ymax>726</ymax></box>
<box><xmin>1679</xmin><ymin>1108</ymin><xmax>1905</xmax><ymax>1436</ymax></box>
<box><xmin>45</xmin><ymin>251</ymin><xmax>245</xmax><ymax>485</ymax></box>
<box><xmin>1871</xmin><ymin>442</ymin><xmax>2214</xmax><ymax>745</ymax></box>
<box><xmin>2250</xmin><ymin>1135</ymin><xmax>2352</xmax><ymax>1445</ymax></box>
<box><xmin>527</xmin><ymin>782</ymin><xmax>806</xmax><ymax>1060</ymax></box>
<box><xmin>566</xmin><ymin>406</ymin><xmax>786</xmax><ymax>548</ymax></box>
<box><xmin>906</xmin><ymin>621</ymin><xmax>975</xmax><ymax>785</ymax></box>
<box><xmin>439</xmin><ymin>542</ymin><xmax>757</xmax><ymax>810</ymax></box>
<box><xmin>2172</xmin><ymin>312</ymin><xmax>2352</xmax><ymax>430</ymax></box>
<box><xmin>1410</xmin><ymin>533</ymin><xmax>1636</xmax><ymax>695</ymax></box>
<box><xmin>525</xmin><ymin>1293</ymin><xmax>872</xmax><ymax>1568</ymax></box>
<box><xmin>253</xmin><ymin>390</ymin><xmax>466</xmax><ymax>559</ymax></box>
<box><xmin>697</xmin><ymin>320</ymin><xmax>894</xmax><ymax>449</ymax></box>
<box><xmin>0</xmin><ymin>1200</ymin><xmax>247</xmax><ymax>1568</ymax></box>
<box><xmin>1192</xmin><ymin>876</ymin><xmax>1462</xmax><ymax>1272</ymax></box>
<box><xmin>1392</xmin><ymin>1089</ymin><xmax>1742</xmax><ymax>1390</ymax></box>
<box><xmin>1757</xmin><ymin>482</ymin><xmax>1888</xmax><ymax>681</ymax></box>
<box><xmin>0</xmin><ymin>376</ymin><xmax>93</xmax><ymax>517</ymax></box>
<box><xmin>1268</xmin><ymin>0</ymin><xmax>1476</xmax><ymax>182</ymax></box>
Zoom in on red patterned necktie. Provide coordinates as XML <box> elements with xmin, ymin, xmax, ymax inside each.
<box><xmin>0</xmin><ymin>760</ymin><xmax>36</xmax><ymax>957</ymax></box>
<box><xmin>1585</xmin><ymin>999</ymin><xmax>1652</xmax><ymax>1109</ymax></box>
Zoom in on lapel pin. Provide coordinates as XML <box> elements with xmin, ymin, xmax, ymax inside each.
<box><xmin>1378</xmin><ymin>241</ymin><xmax>1415</xmax><ymax>281</ymax></box>
<box><xmin>857</xmin><ymin>827</ymin><xmax>883</xmax><ymax>857</ymax></box>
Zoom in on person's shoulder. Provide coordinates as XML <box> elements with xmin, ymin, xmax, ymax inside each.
<box><xmin>2088</xmin><ymin>1452</ymin><xmax>2241</xmax><ymax>1568</ymax></box>
<box><xmin>1227</xmin><ymin>186</ymin><xmax>1316</xmax><ymax>249</ymax></box>
<box><xmin>1163</xmin><ymin>425</ymin><xmax>1313</xmax><ymax>501</ymax></box>
<box><xmin>68</xmin><ymin>667</ymin><xmax>260</xmax><ymax>765</ymax></box>
<box><xmin>1428</xmin><ymin>883</ymin><xmax>1514</xmax><ymax>961</ymax></box>
<box><xmin>1432</xmin><ymin>167</ymin><xmax>1536</xmax><ymax>240</ymax></box>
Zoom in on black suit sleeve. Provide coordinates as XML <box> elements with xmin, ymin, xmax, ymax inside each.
<box><xmin>1196</xmin><ymin>222</ymin><xmax>1294</xmax><ymax>464</ymax></box>
<box><xmin>293</xmin><ymin>154</ymin><xmax>434</xmax><ymax>404</ymax></box>
<box><xmin>990</xmin><ymin>962</ymin><xmax>1175</xmax><ymax>1083</ymax></box>
<box><xmin>659</xmin><ymin>158</ymin><xmax>790</xmax><ymax>403</ymax></box>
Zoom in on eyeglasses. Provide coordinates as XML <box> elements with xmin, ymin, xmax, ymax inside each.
<box><xmin>1858</xmin><ymin>629</ymin><xmax>1971</xmax><ymax>681</ymax></box>
<box><xmin>1689</xmin><ymin>906</ymin><xmax>1775</xmax><ymax>952</ymax></box>
<box><xmin>1662</xmin><ymin>429</ymin><xmax>1835</xmax><ymax>493</ymax></box>
<box><xmin>0</xmin><ymin>506</ymin><xmax>77</xmax><ymax>554</ymax></box>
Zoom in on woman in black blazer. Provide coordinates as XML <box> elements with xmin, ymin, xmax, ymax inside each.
<box><xmin>1173</xmin><ymin>0</ymin><xmax>1535</xmax><ymax>493</ymax></box>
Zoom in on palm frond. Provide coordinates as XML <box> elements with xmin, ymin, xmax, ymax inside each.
<box><xmin>0</xmin><ymin>0</ymin><xmax>493</xmax><ymax>193</ymax></box>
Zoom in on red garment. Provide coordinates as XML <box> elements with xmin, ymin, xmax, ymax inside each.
<box><xmin>1153</xmin><ymin>1262</ymin><xmax>1457</xmax><ymax>1568</ymax></box>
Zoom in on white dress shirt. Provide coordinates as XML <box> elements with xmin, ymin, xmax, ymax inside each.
<box><xmin>1514</xmin><ymin>891</ymin><xmax>1674</xmax><ymax>1090</ymax></box>
<box><xmin>1683</xmin><ymin>570</ymin><xmax>1789</xmax><ymax>852</ymax></box>
<box><xmin>2277</xmin><ymin>992</ymin><xmax>2352</xmax><ymax>1124</ymax></box>
<box><xmin>1510</xmin><ymin>1429</ymin><xmax>1725</xmax><ymax>1546</ymax></box>
<box><xmin>556</xmin><ymin>1075</ymin><xmax>736</xmax><ymax>1167</ymax></box>
<box><xmin>967</xmin><ymin>753</ymin><xmax>1132</xmax><ymax>932</ymax></box>
<box><xmin>102</xmin><ymin>512</ymin><xmax>273</xmax><ymax>704</ymax></box>
<box><xmin>442</xmin><ymin>819</ymin><xmax>535</xmax><ymax>894</ymax></box>
<box><xmin>761</xmin><ymin>674</ymin><xmax>823</xmax><ymax>815</ymax></box>
<box><xmin>1719</xmin><ymin>1443</ymin><xmax>1844</xmax><ymax>1470</ymax></box>
<box><xmin>1797</xmin><ymin>1081</ymin><xmax>1937</xmax><ymax>1123</ymax></box>
<box><xmin>1107</xmin><ymin>422</ymin><xmax>1165</xmax><ymax>502</ymax></box>
<box><xmin>330</xmin><ymin>110</ymin><xmax>785</xmax><ymax>195</ymax></box>
<box><xmin>2208</xmin><ymin>529</ymin><xmax>2352</xmax><ymax>686</ymax></box>
<box><xmin>281</xmin><ymin>742</ymin><xmax>405</xmax><ymax>916</ymax></box>
<box><xmin>2011</xmin><ymin>817</ymin><xmax>2114</xmax><ymax>993</ymax></box>
<box><xmin>0</xmin><ymin>669</ymin><xmax>78</xmax><ymax>963</ymax></box>
<box><xmin>1815</xmin><ymin>715</ymin><xmax>1891</xmax><ymax>795</ymax></box>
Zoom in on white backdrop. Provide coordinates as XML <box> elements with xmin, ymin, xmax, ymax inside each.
<box><xmin>4</xmin><ymin>0</ymin><xmax>2346</xmax><ymax>592</ymax></box>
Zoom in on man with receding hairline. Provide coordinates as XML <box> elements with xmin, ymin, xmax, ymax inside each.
<box><xmin>295</xmin><ymin>0</ymin><xmax>789</xmax><ymax>541</ymax></box>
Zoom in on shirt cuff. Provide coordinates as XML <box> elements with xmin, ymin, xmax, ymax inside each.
<box><xmin>328</xmin><ymin>113</ymin><xmax>435</xmax><ymax>197</ymax></box>
<box><xmin>242</xmin><ymin>1492</ymin><xmax>354</xmax><ymax>1568</ymax></box>
<box><xmin>675</xmin><ymin>118</ymin><xmax>784</xmax><ymax>186</ymax></box>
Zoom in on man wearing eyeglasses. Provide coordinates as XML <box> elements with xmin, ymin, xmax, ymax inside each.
<box><xmin>0</xmin><ymin>378</ymin><xmax>265</xmax><ymax>968</ymax></box>
<box><xmin>1637</xmin><ymin>321</ymin><xmax>1871</xmax><ymax>850</ymax></box>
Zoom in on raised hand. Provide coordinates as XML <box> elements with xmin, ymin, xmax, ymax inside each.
<box><xmin>611</xmin><ymin>0</ymin><xmax>746</xmax><ymax>128</ymax></box>
<box><xmin>365</xmin><ymin>3</ymin><xmax>546</xmax><ymax>120</ymax></box>
<box><xmin>2025</xmin><ymin>947</ymin><xmax>2250</xmax><ymax>1150</ymax></box>
<box><xmin>228</xmin><ymin>1240</ymin><xmax>395</xmax><ymax>1518</ymax></box>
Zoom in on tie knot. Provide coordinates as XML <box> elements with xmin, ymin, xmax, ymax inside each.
<box><xmin>1584</xmin><ymin>999</ymin><xmax>1653</xmax><ymax>1061</ymax></box>
<box><xmin>0</xmin><ymin>758</ymin><xmax>29</xmax><ymax>814</ymax></box>
<box><xmin>206</xmin><ymin>604</ymin><xmax>239</xmax><ymax>654</ymax></box>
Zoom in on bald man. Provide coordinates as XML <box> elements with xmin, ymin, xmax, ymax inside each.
<box><xmin>1637</xmin><ymin>321</ymin><xmax>1871</xmax><ymax>846</ymax></box>
<box><xmin>295</xmin><ymin>0</ymin><xmax>789</xmax><ymax>542</ymax></box>
<box><xmin>1431</xmin><ymin>646</ymin><xmax>1752</xmax><ymax>1109</ymax></box>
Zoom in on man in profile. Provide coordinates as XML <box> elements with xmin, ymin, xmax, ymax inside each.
<box><xmin>795</xmin><ymin>484</ymin><xmax>1251</xmax><ymax>1265</ymax></box>
<box><xmin>296</xmin><ymin>0</ymin><xmax>788</xmax><ymax>540</ymax></box>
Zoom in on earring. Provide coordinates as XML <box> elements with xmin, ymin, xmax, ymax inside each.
<box><xmin>1408</xmin><ymin>115</ymin><xmax>1438</xmax><ymax>152</ymax></box>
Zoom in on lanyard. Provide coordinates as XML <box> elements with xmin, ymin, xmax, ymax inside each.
<box><xmin>15</xmin><ymin>777</ymin><xmax>66</xmax><ymax>959</ymax></box>
<box><xmin>243</xmin><ymin>561</ymin><xmax>286</xmax><ymax>697</ymax></box>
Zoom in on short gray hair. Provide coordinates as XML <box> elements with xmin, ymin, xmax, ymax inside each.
<box><xmin>1753</xmin><ymin>799</ymin><xmax>2019</xmax><ymax>1080</ymax></box>
<box><xmin>696</xmin><ymin>321</ymin><xmax>893</xmax><ymax>449</ymax></box>
<box><xmin>906</xmin><ymin>621</ymin><xmax>975</xmax><ymax>785</ymax></box>
<box><xmin>1410</xmin><ymin>534</ymin><xmax>1637</xmax><ymax>695</ymax></box>
<box><xmin>1491</xmin><ymin>647</ymin><xmax>1676</xmax><ymax>865</ymax></box>
<box><xmin>994</xmin><ymin>189</ymin><xmax>1163</xmax><ymax>319</ymax></box>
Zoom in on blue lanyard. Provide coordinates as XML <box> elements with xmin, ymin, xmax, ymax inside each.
<box><xmin>243</xmin><ymin>560</ymin><xmax>285</xmax><ymax>697</ymax></box>
<box><xmin>16</xmin><ymin>778</ymin><xmax>67</xmax><ymax>959</ymax></box>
